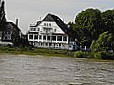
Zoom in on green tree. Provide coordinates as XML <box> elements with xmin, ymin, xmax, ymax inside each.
<box><xmin>91</xmin><ymin>32</ymin><xmax>114</xmax><ymax>52</ymax></box>
<box><xmin>73</xmin><ymin>8</ymin><xmax>102</xmax><ymax>47</ymax></box>
<box><xmin>101</xmin><ymin>9</ymin><xmax>114</xmax><ymax>34</ymax></box>
<box><xmin>11</xmin><ymin>31</ymin><xmax>21</xmax><ymax>46</ymax></box>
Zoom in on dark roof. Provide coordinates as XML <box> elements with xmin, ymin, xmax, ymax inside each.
<box><xmin>42</xmin><ymin>14</ymin><xmax>69</xmax><ymax>34</ymax></box>
<box><xmin>4</xmin><ymin>22</ymin><xmax>21</xmax><ymax>31</ymax></box>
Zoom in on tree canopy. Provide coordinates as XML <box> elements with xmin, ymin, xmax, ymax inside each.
<box><xmin>69</xmin><ymin>8</ymin><xmax>114</xmax><ymax>49</ymax></box>
<box><xmin>101</xmin><ymin>10</ymin><xmax>114</xmax><ymax>33</ymax></box>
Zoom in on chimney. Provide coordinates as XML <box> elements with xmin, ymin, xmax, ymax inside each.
<box><xmin>16</xmin><ymin>19</ymin><xmax>18</xmax><ymax>27</ymax></box>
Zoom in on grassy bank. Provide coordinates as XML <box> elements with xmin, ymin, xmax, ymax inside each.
<box><xmin>0</xmin><ymin>47</ymin><xmax>113</xmax><ymax>60</ymax></box>
<box><xmin>0</xmin><ymin>47</ymin><xmax>74</xmax><ymax>57</ymax></box>
<box><xmin>74</xmin><ymin>51</ymin><xmax>114</xmax><ymax>60</ymax></box>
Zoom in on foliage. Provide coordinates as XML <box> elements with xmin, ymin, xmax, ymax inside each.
<box><xmin>90</xmin><ymin>31</ymin><xmax>114</xmax><ymax>59</ymax></box>
<box><xmin>101</xmin><ymin>10</ymin><xmax>114</xmax><ymax>33</ymax></box>
<box><xmin>91</xmin><ymin>51</ymin><xmax>114</xmax><ymax>59</ymax></box>
<box><xmin>93</xmin><ymin>52</ymin><xmax>102</xmax><ymax>59</ymax></box>
<box><xmin>69</xmin><ymin>8</ymin><xmax>114</xmax><ymax>49</ymax></box>
<box><xmin>91</xmin><ymin>32</ymin><xmax>114</xmax><ymax>52</ymax></box>
<box><xmin>0</xmin><ymin>47</ymin><xmax>73</xmax><ymax>57</ymax></box>
<box><xmin>11</xmin><ymin>31</ymin><xmax>21</xmax><ymax>46</ymax></box>
<box><xmin>100</xmin><ymin>51</ymin><xmax>114</xmax><ymax>59</ymax></box>
<box><xmin>69</xmin><ymin>8</ymin><xmax>114</xmax><ymax>60</ymax></box>
<box><xmin>74</xmin><ymin>51</ymin><xmax>89</xmax><ymax>58</ymax></box>
<box><xmin>71</xmin><ymin>8</ymin><xmax>102</xmax><ymax>47</ymax></box>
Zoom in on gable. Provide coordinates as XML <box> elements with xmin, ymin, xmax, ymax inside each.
<box><xmin>39</xmin><ymin>14</ymin><xmax>69</xmax><ymax>34</ymax></box>
<box><xmin>38</xmin><ymin>21</ymin><xmax>65</xmax><ymax>34</ymax></box>
<box><xmin>43</xmin><ymin>14</ymin><xmax>55</xmax><ymax>22</ymax></box>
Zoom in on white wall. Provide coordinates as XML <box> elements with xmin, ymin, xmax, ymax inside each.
<box><xmin>38</xmin><ymin>21</ymin><xmax>65</xmax><ymax>34</ymax></box>
<box><xmin>28</xmin><ymin>21</ymin><xmax>68</xmax><ymax>44</ymax></box>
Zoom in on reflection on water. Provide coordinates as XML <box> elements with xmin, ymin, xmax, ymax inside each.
<box><xmin>0</xmin><ymin>54</ymin><xmax>114</xmax><ymax>85</ymax></box>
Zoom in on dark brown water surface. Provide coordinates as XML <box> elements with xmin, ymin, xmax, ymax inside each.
<box><xmin>0</xmin><ymin>54</ymin><xmax>114</xmax><ymax>85</ymax></box>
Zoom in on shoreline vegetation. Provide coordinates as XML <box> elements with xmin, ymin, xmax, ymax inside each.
<box><xmin>0</xmin><ymin>46</ymin><xmax>114</xmax><ymax>60</ymax></box>
<box><xmin>0</xmin><ymin>46</ymin><xmax>74</xmax><ymax>57</ymax></box>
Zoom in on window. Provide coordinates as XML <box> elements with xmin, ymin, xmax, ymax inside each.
<box><xmin>34</xmin><ymin>35</ymin><xmax>38</xmax><ymax>39</ymax></box>
<box><xmin>30</xmin><ymin>28</ymin><xmax>36</xmax><ymax>31</ymax></box>
<box><xmin>30</xmin><ymin>28</ymin><xmax>33</xmax><ymax>31</ymax></box>
<box><xmin>47</xmin><ymin>36</ymin><xmax>51</xmax><ymax>40</ymax></box>
<box><xmin>54</xmin><ymin>29</ymin><xmax>56</xmax><ymax>32</ymax></box>
<box><xmin>29</xmin><ymin>35</ymin><xmax>33</xmax><ymax>39</ymax></box>
<box><xmin>44</xmin><ymin>23</ymin><xmax>51</xmax><ymax>27</ymax></box>
<box><xmin>63</xmin><ymin>36</ymin><xmax>67</xmax><ymax>41</ymax></box>
<box><xmin>49</xmin><ymin>43</ymin><xmax>51</xmax><ymax>46</ymax></box>
<box><xmin>34</xmin><ymin>28</ymin><xmax>36</xmax><ymax>31</ymax></box>
<box><xmin>44</xmin><ymin>23</ymin><xmax>46</xmax><ymax>26</ymax></box>
<box><xmin>49</xmin><ymin>23</ymin><xmax>51</xmax><ymax>27</ymax></box>
<box><xmin>43</xmin><ymin>35</ymin><xmax>46</xmax><ymax>40</ymax></box>
<box><xmin>69</xmin><ymin>45</ymin><xmax>72</xmax><ymax>48</ymax></box>
<box><xmin>59</xmin><ymin>43</ymin><xmax>61</xmax><ymax>47</ymax></box>
<box><xmin>4</xmin><ymin>36</ymin><xmax>7</xmax><ymax>40</ymax></box>
<box><xmin>46</xmin><ymin>43</ymin><xmax>48</xmax><ymax>46</ymax></box>
<box><xmin>41</xmin><ymin>43</ymin><xmax>43</xmax><ymax>46</ymax></box>
<box><xmin>39</xmin><ymin>35</ymin><xmax>42</xmax><ymax>40</ymax></box>
<box><xmin>52</xmin><ymin>36</ymin><xmax>56</xmax><ymax>41</ymax></box>
<box><xmin>37</xmin><ymin>28</ymin><xmax>40</xmax><ymax>31</ymax></box>
<box><xmin>57</xmin><ymin>36</ymin><xmax>62</xmax><ymax>41</ymax></box>
<box><xmin>47</xmin><ymin>23</ymin><xmax>48</xmax><ymax>26</ymax></box>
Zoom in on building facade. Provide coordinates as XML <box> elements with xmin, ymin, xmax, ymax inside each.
<box><xmin>0</xmin><ymin>22</ymin><xmax>21</xmax><ymax>46</ymax></box>
<box><xmin>28</xmin><ymin>14</ymin><xmax>78</xmax><ymax>50</ymax></box>
<box><xmin>2</xmin><ymin>22</ymin><xmax>21</xmax><ymax>41</ymax></box>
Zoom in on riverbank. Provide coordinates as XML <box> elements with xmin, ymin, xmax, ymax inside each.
<box><xmin>0</xmin><ymin>47</ymin><xmax>74</xmax><ymax>57</ymax></box>
<box><xmin>0</xmin><ymin>47</ymin><xmax>114</xmax><ymax>60</ymax></box>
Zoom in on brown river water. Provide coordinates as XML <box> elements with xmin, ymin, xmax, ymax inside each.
<box><xmin>0</xmin><ymin>54</ymin><xmax>114</xmax><ymax>85</ymax></box>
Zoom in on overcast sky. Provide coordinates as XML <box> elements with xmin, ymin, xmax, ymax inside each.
<box><xmin>5</xmin><ymin>0</ymin><xmax>114</xmax><ymax>34</ymax></box>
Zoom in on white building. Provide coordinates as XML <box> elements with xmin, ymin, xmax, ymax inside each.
<box><xmin>28</xmin><ymin>14</ymin><xmax>78</xmax><ymax>50</ymax></box>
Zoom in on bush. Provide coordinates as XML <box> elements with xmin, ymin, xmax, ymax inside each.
<box><xmin>92</xmin><ymin>51</ymin><xmax>114</xmax><ymax>59</ymax></box>
<box><xmin>0</xmin><ymin>47</ymin><xmax>15</xmax><ymax>51</ymax></box>
<box><xmin>74</xmin><ymin>51</ymin><xmax>89</xmax><ymax>58</ymax></box>
<box><xmin>93</xmin><ymin>52</ymin><xmax>102</xmax><ymax>59</ymax></box>
<box><xmin>100</xmin><ymin>51</ymin><xmax>114</xmax><ymax>59</ymax></box>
